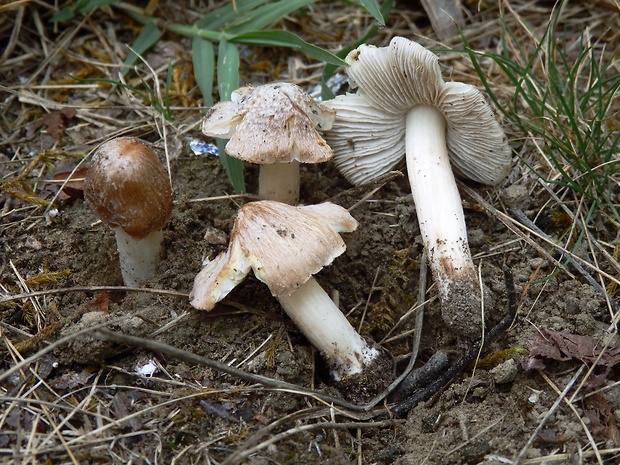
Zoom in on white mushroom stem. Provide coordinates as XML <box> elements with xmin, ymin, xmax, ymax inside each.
<box><xmin>258</xmin><ymin>161</ymin><xmax>300</xmax><ymax>204</ymax></box>
<box><xmin>114</xmin><ymin>228</ymin><xmax>164</xmax><ymax>287</ymax></box>
<box><xmin>405</xmin><ymin>106</ymin><xmax>479</xmax><ymax>311</ymax></box>
<box><xmin>277</xmin><ymin>278</ymin><xmax>379</xmax><ymax>381</ymax></box>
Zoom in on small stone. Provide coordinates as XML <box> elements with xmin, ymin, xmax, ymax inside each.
<box><xmin>490</xmin><ymin>358</ymin><xmax>518</xmax><ymax>384</ymax></box>
<box><xmin>501</xmin><ymin>184</ymin><xmax>530</xmax><ymax>209</ymax></box>
<box><xmin>467</xmin><ymin>228</ymin><xmax>485</xmax><ymax>247</ymax></box>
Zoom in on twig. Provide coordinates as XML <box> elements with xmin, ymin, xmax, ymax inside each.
<box><xmin>0</xmin><ymin>285</ymin><xmax>189</xmax><ymax>304</ymax></box>
<box><xmin>386</xmin><ymin>250</ymin><xmax>431</xmax><ymax>401</ymax></box>
<box><xmin>0</xmin><ymin>310</ymin><xmax>148</xmax><ymax>384</ymax></box>
<box><xmin>220</xmin><ymin>407</ymin><xmax>333</xmax><ymax>462</ymax></box>
<box><xmin>220</xmin><ymin>418</ymin><xmax>404</xmax><ymax>465</ymax></box>
<box><xmin>510</xmin><ymin>208</ymin><xmax>610</xmax><ymax>299</ymax></box>
<box><xmin>512</xmin><ymin>364</ymin><xmax>587</xmax><ymax>465</ymax></box>
<box><xmin>458</xmin><ymin>182</ymin><xmax>576</xmax><ymax>279</ymax></box>
<box><xmin>96</xmin><ymin>328</ymin><xmax>377</xmax><ymax>413</ymax></box>
<box><xmin>538</xmin><ymin>370</ymin><xmax>603</xmax><ymax>464</ymax></box>
<box><xmin>389</xmin><ymin>267</ymin><xmax>518</xmax><ymax>417</ymax></box>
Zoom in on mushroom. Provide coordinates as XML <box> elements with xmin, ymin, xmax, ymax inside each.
<box><xmin>84</xmin><ymin>136</ymin><xmax>173</xmax><ymax>287</ymax></box>
<box><xmin>322</xmin><ymin>37</ymin><xmax>512</xmax><ymax>336</ymax></box>
<box><xmin>190</xmin><ymin>200</ymin><xmax>392</xmax><ymax>393</ymax></box>
<box><xmin>202</xmin><ymin>82</ymin><xmax>336</xmax><ymax>204</ymax></box>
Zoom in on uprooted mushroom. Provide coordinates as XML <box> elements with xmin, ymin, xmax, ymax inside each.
<box><xmin>323</xmin><ymin>37</ymin><xmax>512</xmax><ymax>337</ymax></box>
<box><xmin>190</xmin><ymin>200</ymin><xmax>392</xmax><ymax>399</ymax></box>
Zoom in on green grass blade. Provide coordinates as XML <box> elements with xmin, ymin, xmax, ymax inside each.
<box><xmin>217</xmin><ymin>40</ymin><xmax>240</xmax><ymax>102</ymax></box>
<box><xmin>122</xmin><ymin>20</ymin><xmax>163</xmax><ymax>75</ymax></box>
<box><xmin>217</xmin><ymin>40</ymin><xmax>245</xmax><ymax>193</ymax></box>
<box><xmin>321</xmin><ymin>0</ymin><xmax>392</xmax><ymax>99</ymax></box>
<box><xmin>356</xmin><ymin>0</ymin><xmax>384</xmax><ymax>25</ymax></box>
<box><xmin>192</xmin><ymin>37</ymin><xmax>215</xmax><ymax>107</ymax></box>
<box><xmin>231</xmin><ymin>30</ymin><xmax>347</xmax><ymax>67</ymax></box>
<box><xmin>51</xmin><ymin>0</ymin><xmax>119</xmax><ymax>21</ymax></box>
<box><xmin>197</xmin><ymin>0</ymin><xmax>271</xmax><ymax>29</ymax></box>
<box><xmin>225</xmin><ymin>0</ymin><xmax>315</xmax><ymax>35</ymax></box>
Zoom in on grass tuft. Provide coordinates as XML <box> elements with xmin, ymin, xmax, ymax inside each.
<box><xmin>463</xmin><ymin>0</ymin><xmax>620</xmax><ymax>223</ymax></box>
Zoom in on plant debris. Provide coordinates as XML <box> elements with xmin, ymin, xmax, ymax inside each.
<box><xmin>30</xmin><ymin>108</ymin><xmax>77</xmax><ymax>141</ymax></box>
<box><xmin>524</xmin><ymin>328</ymin><xmax>620</xmax><ymax>381</ymax></box>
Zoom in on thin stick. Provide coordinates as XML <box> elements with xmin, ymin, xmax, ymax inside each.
<box><xmin>96</xmin><ymin>328</ymin><xmax>370</xmax><ymax>412</ymax></box>
<box><xmin>220</xmin><ymin>419</ymin><xmax>403</xmax><ymax>465</ymax></box>
<box><xmin>538</xmin><ymin>370</ymin><xmax>603</xmax><ymax>464</ymax></box>
<box><xmin>0</xmin><ymin>310</ymin><xmax>149</xmax><ymax>384</ymax></box>
<box><xmin>513</xmin><ymin>364</ymin><xmax>587</xmax><ymax>465</ymax></box>
<box><xmin>510</xmin><ymin>208</ymin><xmax>610</xmax><ymax>298</ymax></box>
<box><xmin>0</xmin><ymin>285</ymin><xmax>189</xmax><ymax>304</ymax></box>
<box><xmin>384</xmin><ymin>251</ymin><xmax>428</xmax><ymax>400</ymax></box>
<box><xmin>390</xmin><ymin>267</ymin><xmax>517</xmax><ymax>417</ymax></box>
<box><xmin>187</xmin><ymin>193</ymin><xmax>258</xmax><ymax>203</ymax></box>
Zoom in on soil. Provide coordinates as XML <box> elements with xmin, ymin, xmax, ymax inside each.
<box><xmin>1</xmin><ymin>1</ymin><xmax>620</xmax><ymax>464</ymax></box>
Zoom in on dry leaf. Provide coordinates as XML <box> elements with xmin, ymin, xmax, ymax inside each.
<box><xmin>53</xmin><ymin>167</ymin><xmax>88</xmax><ymax>200</ymax></box>
<box><xmin>82</xmin><ymin>292</ymin><xmax>110</xmax><ymax>314</ymax></box>
<box><xmin>51</xmin><ymin>369</ymin><xmax>94</xmax><ymax>390</ymax></box>
<box><xmin>33</xmin><ymin>108</ymin><xmax>77</xmax><ymax>141</ymax></box>
<box><xmin>524</xmin><ymin>329</ymin><xmax>620</xmax><ymax>387</ymax></box>
<box><xmin>583</xmin><ymin>393</ymin><xmax>614</xmax><ymax>439</ymax></box>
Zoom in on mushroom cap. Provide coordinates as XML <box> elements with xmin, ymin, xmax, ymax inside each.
<box><xmin>190</xmin><ymin>200</ymin><xmax>357</xmax><ymax>310</ymax></box>
<box><xmin>84</xmin><ymin>137</ymin><xmax>173</xmax><ymax>239</ymax></box>
<box><xmin>202</xmin><ymin>82</ymin><xmax>336</xmax><ymax>164</ymax></box>
<box><xmin>323</xmin><ymin>36</ymin><xmax>512</xmax><ymax>186</ymax></box>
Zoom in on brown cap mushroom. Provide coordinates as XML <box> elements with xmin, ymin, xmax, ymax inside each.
<box><xmin>190</xmin><ymin>200</ymin><xmax>392</xmax><ymax>388</ymax></box>
<box><xmin>202</xmin><ymin>83</ymin><xmax>336</xmax><ymax>204</ymax></box>
<box><xmin>323</xmin><ymin>37</ymin><xmax>512</xmax><ymax>336</ymax></box>
<box><xmin>84</xmin><ymin>136</ymin><xmax>173</xmax><ymax>287</ymax></box>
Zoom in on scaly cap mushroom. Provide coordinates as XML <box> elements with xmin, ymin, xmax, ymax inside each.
<box><xmin>190</xmin><ymin>200</ymin><xmax>356</xmax><ymax>307</ymax></box>
<box><xmin>190</xmin><ymin>200</ymin><xmax>392</xmax><ymax>392</ymax></box>
<box><xmin>202</xmin><ymin>83</ymin><xmax>336</xmax><ymax>204</ymax></box>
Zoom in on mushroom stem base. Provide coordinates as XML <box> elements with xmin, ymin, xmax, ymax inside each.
<box><xmin>114</xmin><ymin>227</ymin><xmax>163</xmax><ymax>287</ymax></box>
<box><xmin>435</xmin><ymin>266</ymin><xmax>494</xmax><ymax>338</ymax></box>
<box><xmin>277</xmin><ymin>278</ymin><xmax>379</xmax><ymax>380</ymax></box>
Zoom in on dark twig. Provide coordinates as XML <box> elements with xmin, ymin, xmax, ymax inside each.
<box><xmin>389</xmin><ymin>350</ymin><xmax>450</xmax><ymax>402</ymax></box>
<box><xmin>388</xmin><ymin>267</ymin><xmax>517</xmax><ymax>417</ymax></box>
<box><xmin>512</xmin><ymin>364</ymin><xmax>587</xmax><ymax>465</ymax></box>
<box><xmin>384</xmin><ymin>250</ymin><xmax>434</xmax><ymax>402</ymax></box>
<box><xmin>221</xmin><ymin>417</ymin><xmax>404</xmax><ymax>465</ymax></box>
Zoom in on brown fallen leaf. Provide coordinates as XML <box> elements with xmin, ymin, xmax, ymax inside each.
<box><xmin>524</xmin><ymin>328</ymin><xmax>620</xmax><ymax>387</ymax></box>
<box><xmin>33</xmin><ymin>107</ymin><xmax>77</xmax><ymax>141</ymax></box>
<box><xmin>526</xmin><ymin>328</ymin><xmax>620</xmax><ymax>368</ymax></box>
<box><xmin>583</xmin><ymin>392</ymin><xmax>615</xmax><ymax>439</ymax></box>
<box><xmin>51</xmin><ymin>369</ymin><xmax>95</xmax><ymax>390</ymax></box>
<box><xmin>53</xmin><ymin>167</ymin><xmax>88</xmax><ymax>200</ymax></box>
<box><xmin>82</xmin><ymin>291</ymin><xmax>110</xmax><ymax>314</ymax></box>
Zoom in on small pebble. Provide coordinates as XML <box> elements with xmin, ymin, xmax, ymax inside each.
<box><xmin>490</xmin><ymin>358</ymin><xmax>518</xmax><ymax>384</ymax></box>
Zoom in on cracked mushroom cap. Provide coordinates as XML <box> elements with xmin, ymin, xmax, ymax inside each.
<box><xmin>323</xmin><ymin>36</ymin><xmax>512</xmax><ymax>185</ymax></box>
<box><xmin>84</xmin><ymin>137</ymin><xmax>173</xmax><ymax>239</ymax></box>
<box><xmin>190</xmin><ymin>200</ymin><xmax>357</xmax><ymax>310</ymax></box>
<box><xmin>202</xmin><ymin>82</ymin><xmax>336</xmax><ymax>164</ymax></box>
